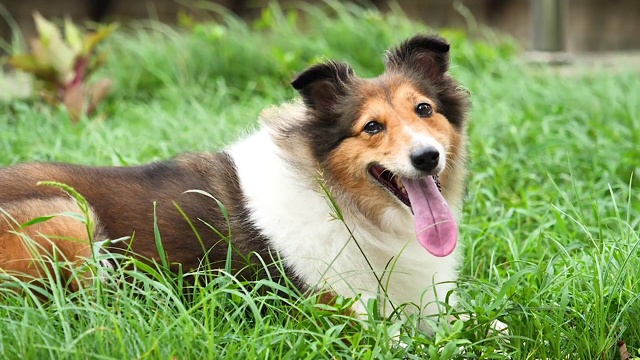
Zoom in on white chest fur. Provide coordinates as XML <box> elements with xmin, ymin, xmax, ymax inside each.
<box><xmin>228</xmin><ymin>130</ymin><xmax>460</xmax><ymax>318</ymax></box>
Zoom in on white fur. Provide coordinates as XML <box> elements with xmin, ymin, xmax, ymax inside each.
<box><xmin>228</xmin><ymin>128</ymin><xmax>461</xmax><ymax>321</ymax></box>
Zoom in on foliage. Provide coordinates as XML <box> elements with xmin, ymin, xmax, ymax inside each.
<box><xmin>8</xmin><ymin>13</ymin><xmax>117</xmax><ymax>121</ymax></box>
<box><xmin>104</xmin><ymin>1</ymin><xmax>516</xmax><ymax>101</ymax></box>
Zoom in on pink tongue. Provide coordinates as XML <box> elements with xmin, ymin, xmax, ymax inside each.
<box><xmin>402</xmin><ymin>177</ymin><xmax>457</xmax><ymax>257</ymax></box>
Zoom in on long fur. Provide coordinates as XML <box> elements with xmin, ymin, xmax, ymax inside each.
<box><xmin>0</xmin><ymin>34</ymin><xmax>469</xmax><ymax>321</ymax></box>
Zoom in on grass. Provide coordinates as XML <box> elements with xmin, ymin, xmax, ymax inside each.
<box><xmin>1</xmin><ymin>2</ymin><xmax>639</xmax><ymax>359</ymax></box>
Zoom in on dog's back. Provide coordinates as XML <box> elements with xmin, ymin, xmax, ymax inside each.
<box><xmin>0</xmin><ymin>154</ymin><xmax>280</xmax><ymax>277</ymax></box>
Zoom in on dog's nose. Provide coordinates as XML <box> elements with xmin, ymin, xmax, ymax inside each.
<box><xmin>410</xmin><ymin>147</ymin><xmax>440</xmax><ymax>172</ymax></box>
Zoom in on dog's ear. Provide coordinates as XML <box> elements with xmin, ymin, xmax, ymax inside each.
<box><xmin>384</xmin><ymin>35</ymin><xmax>450</xmax><ymax>81</ymax></box>
<box><xmin>291</xmin><ymin>61</ymin><xmax>354</xmax><ymax>109</ymax></box>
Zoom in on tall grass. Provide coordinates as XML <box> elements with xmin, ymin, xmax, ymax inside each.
<box><xmin>1</xmin><ymin>2</ymin><xmax>639</xmax><ymax>359</ymax></box>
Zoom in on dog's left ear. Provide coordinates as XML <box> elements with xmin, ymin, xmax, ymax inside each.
<box><xmin>291</xmin><ymin>60</ymin><xmax>354</xmax><ymax>109</ymax></box>
<box><xmin>384</xmin><ymin>35</ymin><xmax>450</xmax><ymax>81</ymax></box>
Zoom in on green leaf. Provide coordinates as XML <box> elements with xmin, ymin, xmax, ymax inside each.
<box><xmin>440</xmin><ymin>341</ymin><xmax>458</xmax><ymax>360</ymax></box>
<box><xmin>33</xmin><ymin>12</ymin><xmax>62</xmax><ymax>46</ymax></box>
<box><xmin>47</xmin><ymin>41</ymin><xmax>75</xmax><ymax>82</ymax></box>
<box><xmin>7</xmin><ymin>54</ymin><xmax>58</xmax><ymax>83</ymax></box>
<box><xmin>36</xmin><ymin>182</ymin><xmax>89</xmax><ymax>211</ymax></box>
<box><xmin>32</xmin><ymin>13</ymin><xmax>75</xmax><ymax>81</ymax></box>
<box><xmin>7</xmin><ymin>53</ymin><xmax>40</xmax><ymax>71</ymax></box>
<box><xmin>56</xmin><ymin>211</ymin><xmax>87</xmax><ymax>222</ymax></box>
<box><xmin>64</xmin><ymin>17</ymin><xmax>83</xmax><ymax>53</ymax></box>
<box><xmin>20</xmin><ymin>215</ymin><xmax>55</xmax><ymax>228</ymax></box>
<box><xmin>29</xmin><ymin>39</ymin><xmax>50</xmax><ymax>65</ymax></box>
<box><xmin>452</xmin><ymin>319</ymin><xmax>464</xmax><ymax>333</ymax></box>
<box><xmin>428</xmin><ymin>345</ymin><xmax>440</xmax><ymax>360</ymax></box>
<box><xmin>152</xmin><ymin>202</ymin><xmax>169</xmax><ymax>270</ymax></box>
<box><xmin>83</xmin><ymin>23</ymin><xmax>118</xmax><ymax>55</ymax></box>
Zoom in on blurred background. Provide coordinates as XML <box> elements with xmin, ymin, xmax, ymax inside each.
<box><xmin>1</xmin><ymin>0</ymin><xmax>639</xmax><ymax>53</ymax></box>
<box><xmin>1</xmin><ymin>0</ymin><xmax>639</xmax><ymax>102</ymax></box>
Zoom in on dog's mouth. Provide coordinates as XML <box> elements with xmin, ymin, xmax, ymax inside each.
<box><xmin>367</xmin><ymin>164</ymin><xmax>441</xmax><ymax>208</ymax></box>
<box><xmin>367</xmin><ymin>163</ymin><xmax>456</xmax><ymax>258</ymax></box>
<box><xmin>368</xmin><ymin>164</ymin><xmax>410</xmax><ymax>207</ymax></box>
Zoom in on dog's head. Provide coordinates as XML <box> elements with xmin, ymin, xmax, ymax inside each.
<box><xmin>284</xmin><ymin>35</ymin><xmax>469</xmax><ymax>256</ymax></box>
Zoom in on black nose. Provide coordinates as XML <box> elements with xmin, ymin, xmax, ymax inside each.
<box><xmin>410</xmin><ymin>147</ymin><xmax>440</xmax><ymax>172</ymax></box>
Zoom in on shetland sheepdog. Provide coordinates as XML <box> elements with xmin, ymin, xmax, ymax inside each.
<box><xmin>0</xmin><ymin>34</ymin><xmax>469</xmax><ymax>319</ymax></box>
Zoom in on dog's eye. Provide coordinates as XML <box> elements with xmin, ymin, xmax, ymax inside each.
<box><xmin>416</xmin><ymin>103</ymin><xmax>433</xmax><ymax>118</ymax></box>
<box><xmin>363</xmin><ymin>121</ymin><xmax>385</xmax><ymax>135</ymax></box>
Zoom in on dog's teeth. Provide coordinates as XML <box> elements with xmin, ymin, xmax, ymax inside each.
<box><xmin>396</xmin><ymin>179</ymin><xmax>407</xmax><ymax>194</ymax></box>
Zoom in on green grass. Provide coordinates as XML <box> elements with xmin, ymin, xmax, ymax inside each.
<box><xmin>1</xmin><ymin>2</ymin><xmax>639</xmax><ymax>359</ymax></box>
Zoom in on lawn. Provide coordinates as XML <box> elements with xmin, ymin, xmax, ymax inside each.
<box><xmin>1</xmin><ymin>2</ymin><xmax>639</xmax><ymax>359</ymax></box>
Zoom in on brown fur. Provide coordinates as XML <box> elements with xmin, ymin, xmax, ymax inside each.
<box><xmin>0</xmin><ymin>153</ymin><xmax>286</xmax><ymax>288</ymax></box>
<box><xmin>0</xmin><ymin>197</ymin><xmax>102</xmax><ymax>291</ymax></box>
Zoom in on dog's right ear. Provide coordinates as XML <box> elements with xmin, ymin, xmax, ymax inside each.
<box><xmin>384</xmin><ymin>34</ymin><xmax>451</xmax><ymax>82</ymax></box>
<box><xmin>291</xmin><ymin>61</ymin><xmax>354</xmax><ymax>109</ymax></box>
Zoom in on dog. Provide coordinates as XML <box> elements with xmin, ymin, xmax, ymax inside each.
<box><xmin>0</xmin><ymin>34</ymin><xmax>469</xmax><ymax>321</ymax></box>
